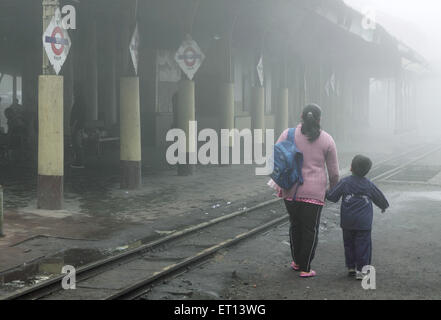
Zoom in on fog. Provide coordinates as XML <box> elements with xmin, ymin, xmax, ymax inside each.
<box><xmin>1</xmin><ymin>1</ymin><xmax>441</xmax><ymax>302</ymax></box>
<box><xmin>345</xmin><ymin>0</ymin><xmax>441</xmax><ymax>67</ymax></box>
<box><xmin>346</xmin><ymin>0</ymin><xmax>441</xmax><ymax>137</ymax></box>
<box><xmin>0</xmin><ymin>1</ymin><xmax>439</xmax><ymax>145</ymax></box>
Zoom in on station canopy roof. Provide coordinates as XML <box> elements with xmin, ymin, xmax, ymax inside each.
<box><xmin>0</xmin><ymin>0</ymin><xmax>426</xmax><ymax>77</ymax></box>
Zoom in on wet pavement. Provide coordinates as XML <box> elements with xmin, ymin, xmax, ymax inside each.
<box><xmin>0</xmin><ymin>132</ymin><xmax>430</xmax><ymax>297</ymax></box>
<box><xmin>0</xmin><ymin>160</ymin><xmax>285</xmax><ymax>295</ymax></box>
<box><xmin>142</xmin><ymin>150</ymin><xmax>441</xmax><ymax>300</ymax></box>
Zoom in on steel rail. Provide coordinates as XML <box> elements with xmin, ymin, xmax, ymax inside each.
<box><xmin>3</xmin><ymin>143</ymin><xmax>438</xmax><ymax>300</ymax></box>
<box><xmin>2</xmin><ymin>198</ymin><xmax>280</xmax><ymax>300</ymax></box>
<box><xmin>103</xmin><ymin>144</ymin><xmax>441</xmax><ymax>300</ymax></box>
<box><xmin>105</xmin><ymin>216</ymin><xmax>289</xmax><ymax>300</ymax></box>
<box><xmin>371</xmin><ymin>145</ymin><xmax>441</xmax><ymax>182</ymax></box>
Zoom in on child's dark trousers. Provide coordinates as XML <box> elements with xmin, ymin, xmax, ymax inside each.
<box><xmin>342</xmin><ymin>229</ymin><xmax>372</xmax><ymax>272</ymax></box>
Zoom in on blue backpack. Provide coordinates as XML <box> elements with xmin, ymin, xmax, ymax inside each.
<box><xmin>270</xmin><ymin>128</ymin><xmax>304</xmax><ymax>191</ymax></box>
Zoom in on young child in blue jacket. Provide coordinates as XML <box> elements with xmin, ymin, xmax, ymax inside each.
<box><xmin>327</xmin><ymin>155</ymin><xmax>389</xmax><ymax>280</ymax></box>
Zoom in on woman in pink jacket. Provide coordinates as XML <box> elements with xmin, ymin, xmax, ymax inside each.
<box><xmin>270</xmin><ymin>104</ymin><xmax>340</xmax><ymax>278</ymax></box>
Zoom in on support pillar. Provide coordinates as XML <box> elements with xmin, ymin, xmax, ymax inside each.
<box><xmin>37</xmin><ymin>76</ymin><xmax>64</xmax><ymax>209</ymax></box>
<box><xmin>177</xmin><ymin>79</ymin><xmax>196</xmax><ymax>176</ymax></box>
<box><xmin>101</xmin><ymin>18</ymin><xmax>117</xmax><ymax>128</ymax></box>
<box><xmin>395</xmin><ymin>74</ymin><xmax>404</xmax><ymax>134</ymax></box>
<box><xmin>275</xmin><ymin>88</ymin><xmax>289</xmax><ymax>138</ymax></box>
<box><xmin>84</xmin><ymin>20</ymin><xmax>98</xmax><ymax>122</ymax></box>
<box><xmin>0</xmin><ymin>185</ymin><xmax>4</xmax><ymax>237</ymax></box>
<box><xmin>103</xmin><ymin>42</ymin><xmax>117</xmax><ymax>128</ymax></box>
<box><xmin>12</xmin><ymin>75</ymin><xmax>17</xmax><ymax>102</ymax></box>
<box><xmin>64</xmin><ymin>55</ymin><xmax>74</xmax><ymax>131</ymax></box>
<box><xmin>120</xmin><ymin>77</ymin><xmax>142</xmax><ymax>189</ymax></box>
<box><xmin>38</xmin><ymin>0</ymin><xmax>63</xmax><ymax>210</ymax></box>
<box><xmin>251</xmin><ymin>86</ymin><xmax>265</xmax><ymax>139</ymax></box>
<box><xmin>22</xmin><ymin>47</ymin><xmax>40</xmax><ymax>162</ymax></box>
<box><xmin>219</xmin><ymin>82</ymin><xmax>234</xmax><ymax>135</ymax></box>
<box><xmin>340</xmin><ymin>72</ymin><xmax>351</xmax><ymax>143</ymax></box>
<box><xmin>218</xmin><ymin>82</ymin><xmax>234</xmax><ymax>165</ymax></box>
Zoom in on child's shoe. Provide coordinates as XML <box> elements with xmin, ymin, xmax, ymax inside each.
<box><xmin>291</xmin><ymin>261</ymin><xmax>300</xmax><ymax>271</ymax></box>
<box><xmin>356</xmin><ymin>271</ymin><xmax>365</xmax><ymax>281</ymax></box>
<box><xmin>300</xmin><ymin>270</ymin><xmax>317</xmax><ymax>278</ymax></box>
<box><xmin>348</xmin><ymin>269</ymin><xmax>356</xmax><ymax>277</ymax></box>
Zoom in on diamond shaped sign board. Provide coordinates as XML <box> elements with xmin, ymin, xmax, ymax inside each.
<box><xmin>175</xmin><ymin>39</ymin><xmax>205</xmax><ymax>81</ymax></box>
<box><xmin>42</xmin><ymin>12</ymin><xmax>71</xmax><ymax>75</ymax></box>
<box><xmin>257</xmin><ymin>56</ymin><xmax>264</xmax><ymax>86</ymax></box>
<box><xmin>130</xmin><ymin>24</ymin><xmax>140</xmax><ymax>75</ymax></box>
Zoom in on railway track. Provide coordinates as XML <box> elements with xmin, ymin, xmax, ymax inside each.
<box><xmin>2</xmin><ymin>143</ymin><xmax>440</xmax><ymax>300</ymax></box>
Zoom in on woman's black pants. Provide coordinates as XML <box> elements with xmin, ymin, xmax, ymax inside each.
<box><xmin>284</xmin><ymin>200</ymin><xmax>323</xmax><ymax>273</ymax></box>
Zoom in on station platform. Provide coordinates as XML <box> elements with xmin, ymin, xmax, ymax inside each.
<box><xmin>143</xmin><ymin>176</ymin><xmax>441</xmax><ymax>300</ymax></box>
<box><xmin>143</xmin><ymin>146</ymin><xmax>441</xmax><ymax>300</ymax></box>
<box><xmin>0</xmin><ymin>131</ymin><xmax>425</xmax><ymax>289</ymax></box>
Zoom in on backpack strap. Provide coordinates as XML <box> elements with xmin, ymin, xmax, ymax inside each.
<box><xmin>287</xmin><ymin>128</ymin><xmax>296</xmax><ymax>145</ymax></box>
<box><xmin>288</xmin><ymin>128</ymin><xmax>302</xmax><ymax>199</ymax></box>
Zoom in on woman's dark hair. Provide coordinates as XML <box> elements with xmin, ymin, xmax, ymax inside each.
<box><xmin>301</xmin><ymin>104</ymin><xmax>322</xmax><ymax>142</ymax></box>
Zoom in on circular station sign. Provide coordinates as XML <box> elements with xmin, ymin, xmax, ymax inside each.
<box><xmin>175</xmin><ymin>38</ymin><xmax>205</xmax><ymax>81</ymax></box>
<box><xmin>183</xmin><ymin>47</ymin><xmax>199</xmax><ymax>67</ymax></box>
<box><xmin>50</xmin><ymin>26</ymin><xmax>66</xmax><ymax>56</ymax></box>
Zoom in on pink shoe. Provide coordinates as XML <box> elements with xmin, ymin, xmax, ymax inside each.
<box><xmin>291</xmin><ymin>261</ymin><xmax>300</xmax><ymax>271</ymax></box>
<box><xmin>300</xmin><ymin>270</ymin><xmax>317</xmax><ymax>278</ymax></box>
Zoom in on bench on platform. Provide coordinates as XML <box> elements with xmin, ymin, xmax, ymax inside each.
<box><xmin>83</xmin><ymin>121</ymin><xmax>119</xmax><ymax>158</ymax></box>
<box><xmin>96</xmin><ymin>136</ymin><xmax>120</xmax><ymax>157</ymax></box>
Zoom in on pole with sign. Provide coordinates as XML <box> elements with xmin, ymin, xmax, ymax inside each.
<box><xmin>174</xmin><ymin>36</ymin><xmax>205</xmax><ymax>175</ymax></box>
<box><xmin>120</xmin><ymin>8</ymin><xmax>142</xmax><ymax>189</ymax></box>
<box><xmin>38</xmin><ymin>2</ymin><xmax>65</xmax><ymax>210</ymax></box>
